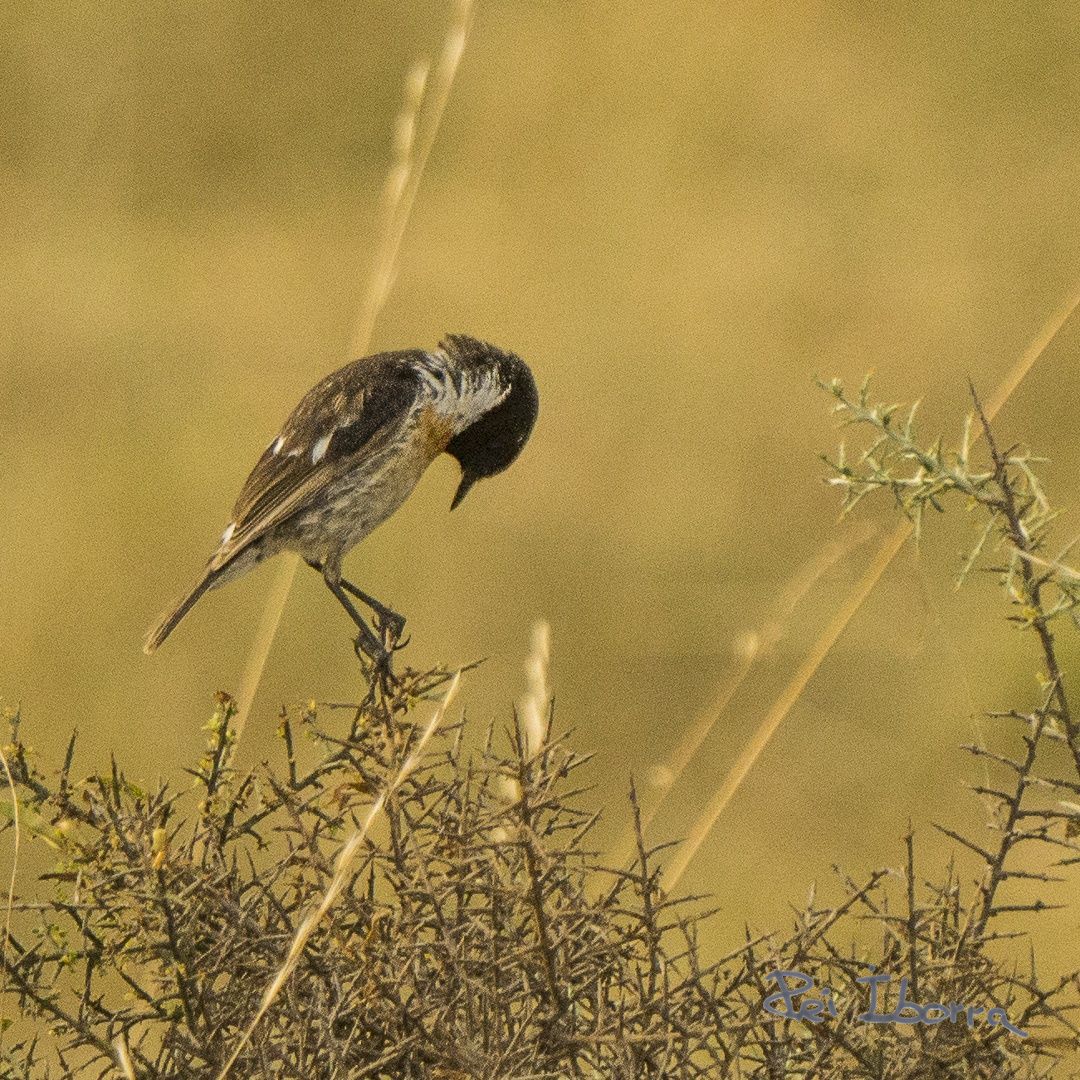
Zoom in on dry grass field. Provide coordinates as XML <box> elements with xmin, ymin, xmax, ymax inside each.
<box><xmin>3</xmin><ymin>2</ymin><xmax>1080</xmax><ymax>1069</ymax></box>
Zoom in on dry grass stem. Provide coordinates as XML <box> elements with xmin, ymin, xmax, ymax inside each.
<box><xmin>350</xmin><ymin>58</ymin><xmax>429</xmax><ymax>355</ymax></box>
<box><xmin>231</xmin><ymin>0</ymin><xmax>475</xmax><ymax>740</ymax></box>
<box><xmin>231</xmin><ymin>554</ymin><xmax>301</xmax><ymax>742</ymax></box>
<box><xmin>0</xmin><ymin>741</ymin><xmax>18</xmax><ymax>1049</ymax></box>
<box><xmin>1</xmin><ymin>614</ymin><xmax>1077</xmax><ymax>1073</ymax></box>
<box><xmin>611</xmin><ymin>522</ymin><xmax>874</xmax><ymax>869</ymax></box>
<box><xmin>114</xmin><ymin>1034</ymin><xmax>137</xmax><ymax>1080</ymax></box>
<box><xmin>667</xmin><ymin>284</ymin><xmax>1080</xmax><ymax>888</ymax></box>
<box><xmin>664</xmin><ymin>522</ymin><xmax>909</xmax><ymax>892</ymax></box>
<box><xmin>982</xmin><ymin>282</ymin><xmax>1080</xmax><ymax>419</ymax></box>
<box><xmin>216</xmin><ymin>671</ymin><xmax>461</xmax><ymax>1080</ymax></box>
<box><xmin>520</xmin><ymin>619</ymin><xmax>552</xmax><ymax>757</ymax></box>
<box><xmin>352</xmin><ymin>0</ymin><xmax>475</xmax><ymax>354</ymax></box>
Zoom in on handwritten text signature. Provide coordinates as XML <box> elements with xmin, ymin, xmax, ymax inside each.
<box><xmin>763</xmin><ymin>969</ymin><xmax>1027</xmax><ymax>1038</ymax></box>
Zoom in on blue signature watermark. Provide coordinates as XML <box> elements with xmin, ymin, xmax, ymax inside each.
<box><xmin>763</xmin><ymin>969</ymin><xmax>1028</xmax><ymax>1038</ymax></box>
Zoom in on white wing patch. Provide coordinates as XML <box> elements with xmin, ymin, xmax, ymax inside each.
<box><xmin>221</xmin><ymin>522</ymin><xmax>237</xmax><ymax>545</ymax></box>
<box><xmin>311</xmin><ymin>433</ymin><xmax>333</xmax><ymax>464</ymax></box>
<box><xmin>269</xmin><ymin>436</ymin><xmax>284</xmax><ymax>455</ymax></box>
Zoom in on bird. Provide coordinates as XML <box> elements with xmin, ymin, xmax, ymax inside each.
<box><xmin>144</xmin><ymin>334</ymin><xmax>539</xmax><ymax>670</ymax></box>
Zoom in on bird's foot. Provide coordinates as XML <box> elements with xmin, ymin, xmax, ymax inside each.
<box><xmin>375</xmin><ymin>610</ymin><xmax>408</xmax><ymax>651</ymax></box>
<box><xmin>331</xmin><ymin>572</ymin><xmax>407</xmax><ymax>648</ymax></box>
<box><xmin>367</xmin><ymin>610</ymin><xmax>409</xmax><ymax>656</ymax></box>
<box><xmin>354</xmin><ymin>636</ymin><xmax>402</xmax><ymax>694</ymax></box>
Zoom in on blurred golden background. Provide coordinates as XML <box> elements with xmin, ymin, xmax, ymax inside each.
<box><xmin>3</xmin><ymin>0</ymin><xmax>1080</xmax><ymax>971</ymax></box>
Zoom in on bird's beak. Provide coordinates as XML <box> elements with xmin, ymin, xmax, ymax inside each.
<box><xmin>450</xmin><ymin>472</ymin><xmax>478</xmax><ymax>511</ymax></box>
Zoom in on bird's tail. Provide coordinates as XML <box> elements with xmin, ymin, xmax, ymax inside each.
<box><xmin>143</xmin><ymin>568</ymin><xmax>218</xmax><ymax>655</ymax></box>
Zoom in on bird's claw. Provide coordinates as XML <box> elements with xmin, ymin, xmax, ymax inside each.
<box><xmin>373</xmin><ymin>612</ymin><xmax>409</xmax><ymax>653</ymax></box>
<box><xmin>353</xmin><ymin>635</ymin><xmax>401</xmax><ymax>692</ymax></box>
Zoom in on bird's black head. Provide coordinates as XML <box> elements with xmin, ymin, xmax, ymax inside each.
<box><xmin>441</xmin><ymin>337</ymin><xmax>539</xmax><ymax>510</ymax></box>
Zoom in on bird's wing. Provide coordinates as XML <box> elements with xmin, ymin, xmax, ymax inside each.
<box><xmin>209</xmin><ymin>352</ymin><xmax>423</xmax><ymax>570</ymax></box>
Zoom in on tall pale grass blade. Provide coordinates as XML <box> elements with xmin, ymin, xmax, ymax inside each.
<box><xmin>351</xmin><ymin>58</ymin><xmax>430</xmax><ymax>356</ymax></box>
<box><xmin>609</xmin><ymin>522</ymin><xmax>874</xmax><ymax>868</ymax></box>
<box><xmin>354</xmin><ymin>0</ymin><xmax>474</xmax><ymax>357</ymax></box>
<box><xmin>520</xmin><ymin>620</ymin><xmax>552</xmax><ymax>757</ymax></box>
<box><xmin>216</xmin><ymin>672</ymin><xmax>461</xmax><ymax>1080</ymax></box>
<box><xmin>665</xmin><ymin>280</ymin><xmax>1080</xmax><ymax>892</ymax></box>
<box><xmin>0</xmin><ymin>743</ymin><xmax>18</xmax><ymax>1049</ymax></box>
<box><xmin>230</xmin><ymin>1</ymin><xmax>474</xmax><ymax>740</ymax></box>
<box><xmin>983</xmin><ymin>285</ymin><xmax>1080</xmax><ymax>420</ymax></box>
<box><xmin>113</xmin><ymin>1034</ymin><xmax>137</xmax><ymax>1079</ymax></box>
<box><xmin>663</xmin><ymin>524</ymin><xmax>909</xmax><ymax>892</ymax></box>
<box><xmin>232</xmin><ymin>555</ymin><xmax>300</xmax><ymax>740</ymax></box>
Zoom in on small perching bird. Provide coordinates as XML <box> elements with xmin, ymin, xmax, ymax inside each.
<box><xmin>144</xmin><ymin>335</ymin><xmax>539</xmax><ymax>669</ymax></box>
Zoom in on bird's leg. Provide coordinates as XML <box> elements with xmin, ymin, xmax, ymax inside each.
<box><xmin>338</xmin><ymin>579</ymin><xmax>407</xmax><ymax>647</ymax></box>
<box><xmin>306</xmin><ymin>560</ymin><xmax>408</xmax><ymax>649</ymax></box>
<box><xmin>320</xmin><ymin>571</ymin><xmax>398</xmax><ymax>686</ymax></box>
